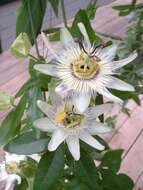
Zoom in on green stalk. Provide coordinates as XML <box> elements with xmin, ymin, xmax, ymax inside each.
<box><xmin>27</xmin><ymin>0</ymin><xmax>40</xmax><ymax>57</ymax></box>
<box><xmin>61</xmin><ymin>0</ymin><xmax>68</xmax><ymax>28</ymax></box>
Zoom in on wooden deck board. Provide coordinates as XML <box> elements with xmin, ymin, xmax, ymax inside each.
<box><xmin>0</xmin><ymin>0</ymin><xmax>143</xmax><ymax>188</ymax></box>
<box><xmin>120</xmin><ymin>130</ymin><xmax>143</xmax><ymax>182</ymax></box>
<box><xmin>135</xmin><ymin>171</ymin><xmax>143</xmax><ymax>190</ymax></box>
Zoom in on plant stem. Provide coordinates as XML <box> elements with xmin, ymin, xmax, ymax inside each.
<box><xmin>27</xmin><ymin>0</ymin><xmax>40</xmax><ymax>57</ymax></box>
<box><xmin>61</xmin><ymin>0</ymin><xmax>68</xmax><ymax>28</ymax></box>
<box><xmin>28</xmin><ymin>53</ymin><xmax>38</xmax><ymax>61</ymax></box>
<box><xmin>28</xmin><ymin>54</ymin><xmax>45</xmax><ymax>64</ymax></box>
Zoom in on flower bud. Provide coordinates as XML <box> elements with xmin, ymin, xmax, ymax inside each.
<box><xmin>11</xmin><ymin>33</ymin><xmax>32</xmax><ymax>59</ymax></box>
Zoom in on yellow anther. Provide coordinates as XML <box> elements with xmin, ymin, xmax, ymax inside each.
<box><xmin>55</xmin><ymin>112</ymin><xmax>67</xmax><ymax>122</ymax></box>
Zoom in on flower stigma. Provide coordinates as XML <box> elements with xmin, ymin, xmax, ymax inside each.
<box><xmin>71</xmin><ymin>52</ymin><xmax>100</xmax><ymax>80</ymax></box>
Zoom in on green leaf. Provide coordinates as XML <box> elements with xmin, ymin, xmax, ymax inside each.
<box><xmin>29</xmin><ymin>59</ymin><xmax>51</xmax><ymax>91</ymax></box>
<box><xmin>14</xmin><ymin>178</ymin><xmax>28</xmax><ymax>190</ymax></box>
<box><xmin>111</xmin><ymin>90</ymin><xmax>140</xmax><ymax>105</ymax></box>
<box><xmin>113</xmin><ymin>4</ymin><xmax>133</xmax><ymax>11</ymax></box>
<box><xmin>48</xmin><ymin>0</ymin><xmax>60</xmax><ymax>17</ymax></box>
<box><xmin>43</xmin><ymin>27</ymin><xmax>61</xmax><ymax>35</ymax></box>
<box><xmin>71</xmin><ymin>9</ymin><xmax>101</xmax><ymax>44</ymax></box>
<box><xmin>19</xmin><ymin>157</ymin><xmax>38</xmax><ymax>178</ymax></box>
<box><xmin>16</xmin><ymin>0</ymin><xmax>47</xmax><ymax>44</ymax></box>
<box><xmin>15</xmin><ymin>79</ymin><xmax>35</xmax><ymax>98</ymax></box>
<box><xmin>101</xmin><ymin>170</ymin><xmax>134</xmax><ymax>190</ymax></box>
<box><xmin>100</xmin><ymin>149</ymin><xmax>124</xmax><ymax>173</ymax></box>
<box><xmin>117</xmin><ymin>173</ymin><xmax>134</xmax><ymax>189</ymax></box>
<box><xmin>33</xmin><ymin>146</ymin><xmax>64</xmax><ymax>190</ymax></box>
<box><xmin>0</xmin><ymin>93</ymin><xmax>27</xmax><ymax>146</ymax></box>
<box><xmin>64</xmin><ymin>178</ymin><xmax>90</xmax><ymax>190</ymax></box>
<box><xmin>4</xmin><ymin>131</ymin><xmax>49</xmax><ymax>154</ymax></box>
<box><xmin>27</xmin><ymin>86</ymin><xmax>43</xmax><ymax>126</ymax></box>
<box><xmin>74</xmin><ymin>149</ymin><xmax>102</xmax><ymax>190</ymax></box>
<box><xmin>112</xmin><ymin>4</ymin><xmax>135</xmax><ymax>16</ymax></box>
<box><xmin>86</xmin><ymin>0</ymin><xmax>97</xmax><ymax>20</ymax></box>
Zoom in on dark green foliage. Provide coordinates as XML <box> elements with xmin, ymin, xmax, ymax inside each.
<box><xmin>14</xmin><ymin>178</ymin><xmax>28</xmax><ymax>190</ymax></box>
<box><xmin>16</xmin><ymin>0</ymin><xmax>47</xmax><ymax>44</ymax></box>
<box><xmin>33</xmin><ymin>146</ymin><xmax>64</xmax><ymax>190</ymax></box>
<box><xmin>71</xmin><ymin>9</ymin><xmax>101</xmax><ymax>44</ymax></box>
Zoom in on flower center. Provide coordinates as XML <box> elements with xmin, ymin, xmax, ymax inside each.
<box><xmin>55</xmin><ymin>112</ymin><xmax>84</xmax><ymax>129</ymax></box>
<box><xmin>71</xmin><ymin>52</ymin><xmax>100</xmax><ymax>80</ymax></box>
<box><xmin>5</xmin><ymin>161</ymin><xmax>18</xmax><ymax>174</ymax></box>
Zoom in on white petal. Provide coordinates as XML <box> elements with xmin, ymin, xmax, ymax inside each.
<box><xmin>5</xmin><ymin>181</ymin><xmax>13</xmax><ymax>190</ymax></box>
<box><xmin>98</xmin><ymin>88</ymin><xmax>123</xmax><ymax>103</ymax></box>
<box><xmin>73</xmin><ymin>94</ymin><xmax>91</xmax><ymax>113</ymax></box>
<box><xmin>85</xmin><ymin>103</ymin><xmax>113</xmax><ymax>118</ymax></box>
<box><xmin>33</xmin><ymin>118</ymin><xmax>56</xmax><ymax>132</ymax></box>
<box><xmin>6</xmin><ymin>174</ymin><xmax>21</xmax><ymax>190</ymax></box>
<box><xmin>101</xmin><ymin>44</ymin><xmax>118</xmax><ymax>60</ymax></box>
<box><xmin>48</xmin><ymin>129</ymin><xmax>67</xmax><ymax>151</ymax></box>
<box><xmin>78</xmin><ymin>22</ymin><xmax>91</xmax><ymax>51</ymax></box>
<box><xmin>37</xmin><ymin>100</ymin><xmax>54</xmax><ymax>117</ymax></box>
<box><xmin>88</xmin><ymin>121</ymin><xmax>112</xmax><ymax>135</ymax></box>
<box><xmin>12</xmin><ymin>175</ymin><xmax>21</xmax><ymax>185</ymax></box>
<box><xmin>79</xmin><ymin>131</ymin><xmax>104</xmax><ymax>150</ymax></box>
<box><xmin>41</xmin><ymin>32</ymin><xmax>58</xmax><ymax>58</ymax></box>
<box><xmin>66</xmin><ymin>135</ymin><xmax>80</xmax><ymax>160</ymax></box>
<box><xmin>106</xmin><ymin>77</ymin><xmax>135</xmax><ymax>91</ymax></box>
<box><xmin>60</xmin><ymin>28</ymin><xmax>75</xmax><ymax>48</ymax></box>
<box><xmin>112</xmin><ymin>51</ymin><xmax>137</xmax><ymax>70</ymax></box>
<box><xmin>5</xmin><ymin>153</ymin><xmax>25</xmax><ymax>163</ymax></box>
<box><xmin>55</xmin><ymin>83</ymin><xmax>70</xmax><ymax>98</ymax></box>
<box><xmin>49</xmin><ymin>87</ymin><xmax>64</xmax><ymax>107</ymax></box>
<box><xmin>34</xmin><ymin>64</ymin><xmax>58</xmax><ymax>77</ymax></box>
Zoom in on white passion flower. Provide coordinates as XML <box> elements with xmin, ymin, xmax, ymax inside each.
<box><xmin>33</xmin><ymin>100</ymin><xmax>113</xmax><ymax>160</ymax></box>
<box><xmin>0</xmin><ymin>153</ymin><xmax>25</xmax><ymax>190</ymax></box>
<box><xmin>34</xmin><ymin>23</ymin><xmax>137</xmax><ymax>113</ymax></box>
